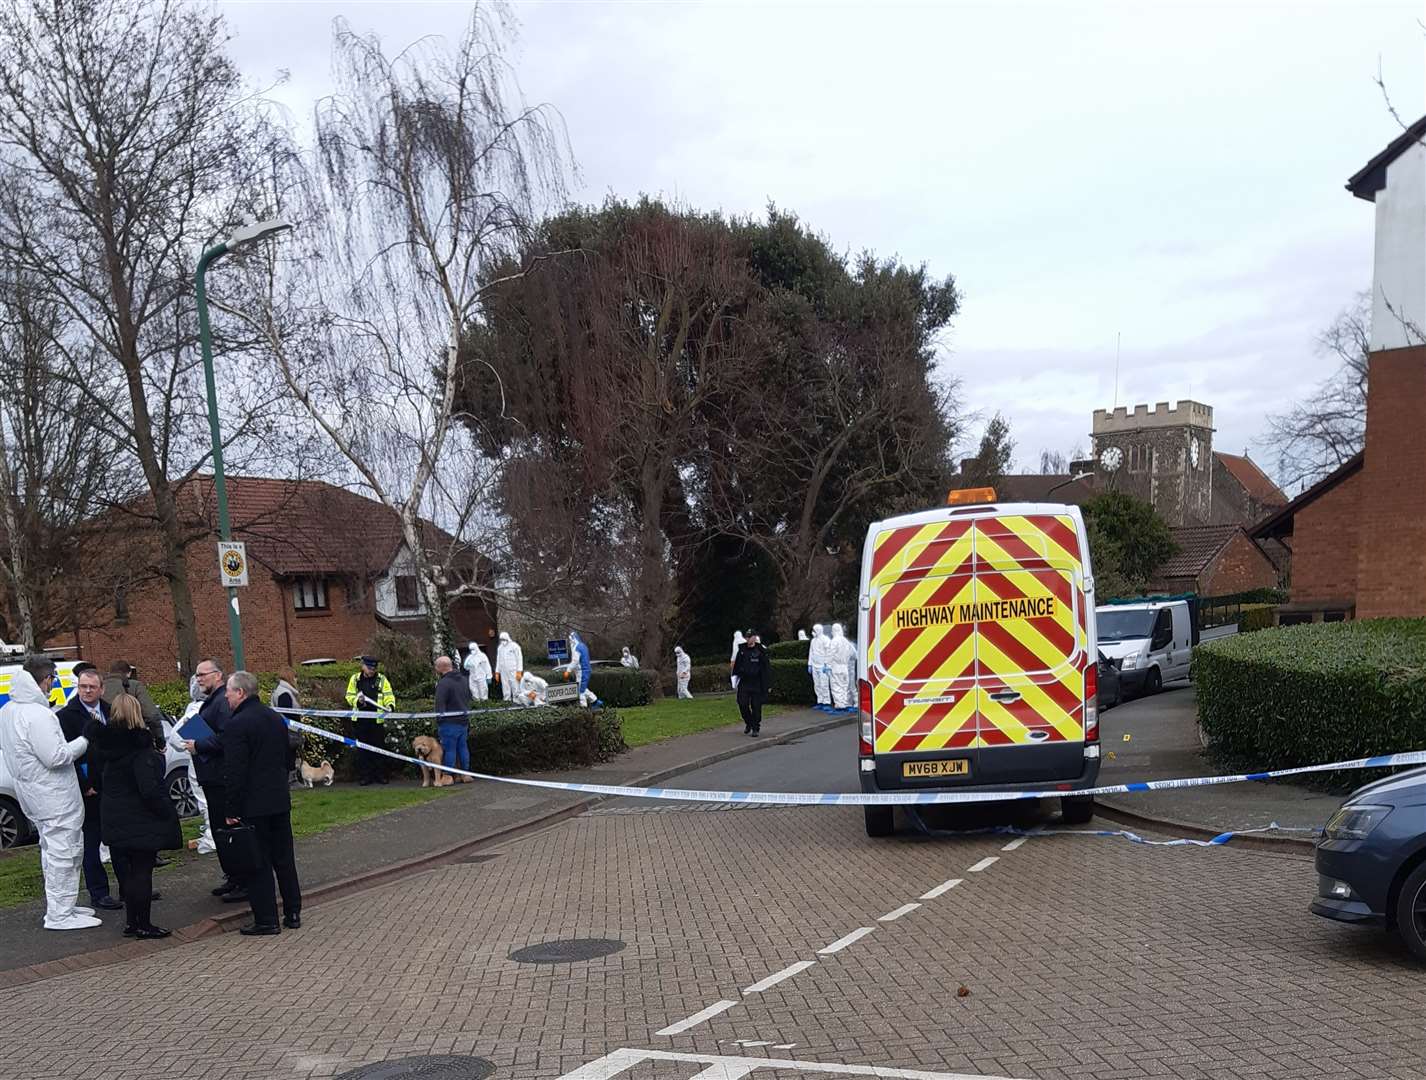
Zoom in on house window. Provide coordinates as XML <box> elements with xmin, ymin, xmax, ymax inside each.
<box><xmin>293</xmin><ymin>577</ymin><xmax>328</xmax><ymax>611</ymax></box>
<box><xmin>395</xmin><ymin>575</ymin><xmax>420</xmax><ymax>611</ymax></box>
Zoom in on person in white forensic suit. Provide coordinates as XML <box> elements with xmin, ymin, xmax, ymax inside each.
<box><xmin>0</xmin><ymin>660</ymin><xmax>100</xmax><ymax>930</ymax></box>
<box><xmin>464</xmin><ymin>641</ymin><xmax>492</xmax><ymax>701</ymax></box>
<box><xmin>729</xmin><ymin>630</ymin><xmax>745</xmax><ymax>689</ymax></box>
<box><xmin>808</xmin><ymin>623</ymin><xmax>833</xmax><ymax>710</ymax></box>
<box><xmin>828</xmin><ymin>622</ymin><xmax>855</xmax><ymax>710</ymax></box>
<box><xmin>673</xmin><ymin>646</ymin><xmax>693</xmax><ymax>699</ymax></box>
<box><xmin>620</xmin><ymin>646</ymin><xmax>639</xmax><ymax>669</ymax></box>
<box><xmin>494</xmin><ymin>632</ymin><xmax>523</xmax><ymax>702</ymax></box>
<box><xmin>517</xmin><ymin>670</ymin><xmax>549</xmax><ymax>707</ymax></box>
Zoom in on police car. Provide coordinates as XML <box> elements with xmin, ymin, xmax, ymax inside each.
<box><xmin>856</xmin><ymin>489</ymin><xmax>1101</xmax><ymax>836</ymax></box>
<box><xmin>0</xmin><ymin>661</ymin><xmax>196</xmax><ymax>849</ymax></box>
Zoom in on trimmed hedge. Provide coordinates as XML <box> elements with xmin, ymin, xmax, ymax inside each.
<box><xmin>1195</xmin><ymin>619</ymin><xmax>1426</xmax><ymax>775</ymax></box>
<box><xmin>767</xmin><ymin>640</ymin><xmax>810</xmax><ymax>660</ymax></box>
<box><xmin>768</xmin><ymin>659</ymin><xmax>815</xmax><ymax>704</ymax></box>
<box><xmin>293</xmin><ymin>703</ymin><xmax>626</xmax><ymax>778</ymax></box>
<box><xmin>1239</xmin><ymin>607</ymin><xmax>1277</xmax><ymax>633</ymax></box>
<box><xmin>588</xmin><ymin>667</ymin><xmax>661</xmax><ymax>707</ymax></box>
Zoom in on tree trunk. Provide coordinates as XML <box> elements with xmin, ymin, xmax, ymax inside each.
<box><xmin>0</xmin><ymin>446</ymin><xmax>38</xmax><ymax>651</ymax></box>
<box><xmin>397</xmin><ymin>504</ymin><xmax>454</xmax><ymax>661</ymax></box>
<box><xmin>635</xmin><ymin>457</ymin><xmax>671</xmax><ymax>673</ymax></box>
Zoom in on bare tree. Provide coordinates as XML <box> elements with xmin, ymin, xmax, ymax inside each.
<box><xmin>0</xmin><ymin>0</ymin><xmax>292</xmax><ymax>671</ymax></box>
<box><xmin>1038</xmin><ymin>448</ymin><xmax>1068</xmax><ymax>474</ymax></box>
<box><xmin>1265</xmin><ymin>292</ymin><xmax>1369</xmax><ymax>491</ymax></box>
<box><xmin>0</xmin><ymin>271</ymin><xmax>134</xmax><ymax>649</ymax></box>
<box><xmin>235</xmin><ymin>6</ymin><xmax>570</xmax><ymax>659</ymax></box>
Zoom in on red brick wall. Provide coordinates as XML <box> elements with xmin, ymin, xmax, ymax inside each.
<box><xmin>1356</xmin><ymin>345</ymin><xmax>1426</xmax><ymax>618</ymax></box>
<box><xmin>1291</xmin><ymin>470</ymin><xmax>1362</xmax><ymax>608</ymax></box>
<box><xmin>1200</xmin><ymin>532</ymin><xmax>1281</xmax><ymax>595</ymax></box>
<box><xmin>53</xmin><ymin>549</ymin><xmax>378</xmax><ymax>675</ymax></box>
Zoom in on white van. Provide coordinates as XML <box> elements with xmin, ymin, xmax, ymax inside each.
<box><xmin>857</xmin><ymin>495</ymin><xmax>1102</xmax><ymax>836</ymax></box>
<box><xmin>1094</xmin><ymin>599</ymin><xmax>1195</xmax><ymax>695</ymax></box>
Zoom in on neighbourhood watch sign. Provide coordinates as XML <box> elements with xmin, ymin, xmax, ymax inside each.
<box><xmin>218</xmin><ymin>541</ymin><xmax>249</xmax><ymax>588</ymax></box>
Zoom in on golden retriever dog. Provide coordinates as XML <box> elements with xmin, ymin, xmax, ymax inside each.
<box><xmin>298</xmin><ymin>759</ymin><xmax>334</xmax><ymax>788</ymax></box>
<box><xmin>412</xmin><ymin>735</ymin><xmax>454</xmax><ymax>787</ymax></box>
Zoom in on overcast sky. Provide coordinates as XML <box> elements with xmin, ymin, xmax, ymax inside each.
<box><xmin>223</xmin><ymin>0</ymin><xmax>1423</xmax><ymax>489</ymax></box>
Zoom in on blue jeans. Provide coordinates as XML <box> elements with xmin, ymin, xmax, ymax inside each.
<box><xmin>438</xmin><ymin>722</ymin><xmax>470</xmax><ymax>774</ymax></box>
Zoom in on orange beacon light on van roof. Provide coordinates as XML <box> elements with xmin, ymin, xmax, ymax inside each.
<box><xmin>946</xmin><ymin>487</ymin><xmax>997</xmax><ymax>506</ymax></box>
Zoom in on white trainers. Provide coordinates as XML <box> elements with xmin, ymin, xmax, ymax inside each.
<box><xmin>43</xmin><ymin>913</ymin><xmax>103</xmax><ymax>931</ymax></box>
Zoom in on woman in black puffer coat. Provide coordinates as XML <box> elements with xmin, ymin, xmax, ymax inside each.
<box><xmin>98</xmin><ymin>694</ymin><xmax>182</xmax><ymax>939</ymax></box>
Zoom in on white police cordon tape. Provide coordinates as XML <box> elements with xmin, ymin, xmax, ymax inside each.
<box><xmin>278</xmin><ymin>709</ymin><xmax>1426</xmax><ymax>807</ymax></box>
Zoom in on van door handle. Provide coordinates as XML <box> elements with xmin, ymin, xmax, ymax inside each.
<box><xmin>988</xmin><ymin>690</ymin><xmax>1021</xmax><ymax>703</ymax></box>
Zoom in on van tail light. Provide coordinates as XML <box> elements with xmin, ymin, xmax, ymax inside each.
<box><xmin>1084</xmin><ymin>662</ymin><xmax>1099</xmax><ymax>742</ymax></box>
<box><xmin>858</xmin><ymin>678</ymin><xmax>874</xmax><ymax>756</ymax></box>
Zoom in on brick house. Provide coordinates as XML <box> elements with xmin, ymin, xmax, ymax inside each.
<box><xmin>1209</xmin><ymin>452</ymin><xmax>1288</xmax><ymax>528</ymax></box>
<box><xmin>45</xmin><ymin>476</ymin><xmax>498</xmax><ymax>675</ymax></box>
<box><xmin>1251</xmin><ymin>453</ymin><xmax>1363</xmax><ymax>624</ymax></box>
<box><xmin>1249</xmin><ymin>116</ymin><xmax>1426</xmax><ymax>623</ymax></box>
<box><xmin>1149</xmin><ymin>524</ymin><xmax>1281</xmax><ymax>596</ymax></box>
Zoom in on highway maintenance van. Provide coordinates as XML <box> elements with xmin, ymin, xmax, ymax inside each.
<box><xmin>855</xmin><ymin>491</ymin><xmax>1101</xmax><ymax>836</ymax></box>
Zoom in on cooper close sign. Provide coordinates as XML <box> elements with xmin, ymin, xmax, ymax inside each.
<box><xmin>218</xmin><ymin>541</ymin><xmax>249</xmax><ymax>588</ymax></box>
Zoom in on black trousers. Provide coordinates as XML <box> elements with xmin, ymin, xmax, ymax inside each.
<box><xmin>204</xmin><ymin>782</ymin><xmax>240</xmax><ymax>882</ymax></box>
<box><xmin>353</xmin><ymin>718</ymin><xmax>386</xmax><ymax>782</ymax></box>
<box><xmin>80</xmin><ymin>798</ymin><xmax>111</xmax><ymax>900</ymax></box>
<box><xmin>737</xmin><ymin>685</ymin><xmax>765</xmax><ymax>732</ymax></box>
<box><xmin>244</xmin><ymin>812</ymin><xmax>301</xmax><ymax>927</ymax></box>
<box><xmin>111</xmin><ymin>848</ymin><xmax>156</xmax><ymax>930</ymax></box>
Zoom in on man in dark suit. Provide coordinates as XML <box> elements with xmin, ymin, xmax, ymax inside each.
<box><xmin>183</xmin><ymin>658</ymin><xmax>242</xmax><ymax>901</ymax></box>
<box><xmin>222</xmin><ymin>670</ymin><xmax>302</xmax><ymax>936</ymax></box>
<box><xmin>54</xmin><ymin>668</ymin><xmax>123</xmax><ymax>911</ymax></box>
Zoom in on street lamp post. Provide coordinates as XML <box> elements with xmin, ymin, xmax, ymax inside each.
<box><xmin>194</xmin><ymin>218</ymin><xmax>292</xmax><ymax>673</ymax></box>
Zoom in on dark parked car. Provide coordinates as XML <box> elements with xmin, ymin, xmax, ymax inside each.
<box><xmin>1311</xmin><ymin>766</ymin><xmax>1426</xmax><ymax>961</ymax></box>
<box><xmin>1096</xmin><ymin>650</ymin><xmax>1122</xmax><ymax>711</ymax></box>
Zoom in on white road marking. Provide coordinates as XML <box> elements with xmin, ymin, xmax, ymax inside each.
<box><xmin>743</xmin><ymin>960</ymin><xmax>817</xmax><ymax>994</ymax></box>
<box><xmin>773</xmin><ymin>1044</ymin><xmax>797</xmax><ymax>1050</ymax></box>
<box><xmin>919</xmin><ymin>878</ymin><xmax>962</xmax><ymax>900</ymax></box>
<box><xmin>559</xmin><ymin>1047</ymin><xmax>1031</xmax><ymax>1080</ymax></box>
<box><xmin>818</xmin><ymin>927</ymin><xmax>875</xmax><ymax>954</ymax></box>
<box><xmin>967</xmin><ymin>856</ymin><xmax>999</xmax><ymax>872</ymax></box>
<box><xmin>878</xmin><ymin>902</ymin><xmax>921</xmax><ymax>922</ymax></box>
<box><xmin>1001</xmin><ymin>836</ymin><xmax>1028</xmax><ymax>851</ymax></box>
<box><xmin>655</xmin><ymin>1000</ymin><xmax>739</xmax><ymax>1036</ymax></box>
<box><xmin>734</xmin><ymin>1041</ymin><xmax>773</xmax><ymax>1047</ymax></box>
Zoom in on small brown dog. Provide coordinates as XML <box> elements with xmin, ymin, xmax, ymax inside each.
<box><xmin>412</xmin><ymin>735</ymin><xmax>454</xmax><ymax>787</ymax></box>
<box><xmin>298</xmin><ymin>759</ymin><xmax>334</xmax><ymax>788</ymax></box>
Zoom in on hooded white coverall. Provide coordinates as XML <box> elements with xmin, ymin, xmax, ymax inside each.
<box><xmin>729</xmin><ymin>631</ymin><xmax>745</xmax><ymax>689</ymax></box>
<box><xmin>464</xmin><ymin>642</ymin><xmax>492</xmax><ymax>701</ymax></box>
<box><xmin>673</xmin><ymin>647</ymin><xmax>693</xmax><ymax>699</ymax></box>
<box><xmin>0</xmin><ymin>670</ymin><xmax>98</xmax><ymax>930</ymax></box>
<box><xmin>808</xmin><ymin>624</ymin><xmax>833</xmax><ymax>707</ymax></box>
<box><xmin>495</xmin><ymin>633</ymin><xmax>523</xmax><ymax>702</ymax></box>
<box><xmin>620</xmin><ymin>647</ymin><xmax>639</xmax><ymax>669</ymax></box>
<box><xmin>829</xmin><ymin>623</ymin><xmax>855</xmax><ymax>709</ymax></box>
<box><xmin>518</xmin><ymin>671</ymin><xmax>549</xmax><ymax>707</ymax></box>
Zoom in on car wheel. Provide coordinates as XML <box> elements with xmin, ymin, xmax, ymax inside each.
<box><xmin>0</xmin><ymin>795</ymin><xmax>31</xmax><ymax>850</ymax></box>
<box><xmin>1145</xmin><ymin>667</ymin><xmax>1163</xmax><ymax>694</ymax></box>
<box><xmin>864</xmin><ymin>806</ymin><xmax>894</xmax><ymax>837</ymax></box>
<box><xmin>1061</xmin><ymin>795</ymin><xmax>1095</xmax><ymax>825</ymax></box>
<box><xmin>1394</xmin><ymin>861</ymin><xmax>1426</xmax><ymax>963</ymax></box>
<box><xmin>166</xmin><ymin>769</ymin><xmax>200</xmax><ymax>819</ymax></box>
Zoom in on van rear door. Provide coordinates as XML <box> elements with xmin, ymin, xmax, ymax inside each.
<box><xmin>867</xmin><ymin>510</ymin><xmax>1089</xmax><ymax>786</ymax></box>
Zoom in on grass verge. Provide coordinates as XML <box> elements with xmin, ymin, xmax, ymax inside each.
<box><xmin>618</xmin><ymin>695</ymin><xmax>787</xmax><ymax>748</ymax></box>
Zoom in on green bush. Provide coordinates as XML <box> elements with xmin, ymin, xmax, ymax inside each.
<box><xmin>1238</xmin><ymin>607</ymin><xmax>1277</xmax><ymax>633</ymax></box>
<box><xmin>290</xmin><ymin>703</ymin><xmax>625</xmax><ymax>778</ymax></box>
<box><xmin>767</xmin><ymin>640</ymin><xmax>810</xmax><ymax>660</ymax></box>
<box><xmin>1195</xmin><ymin>619</ymin><xmax>1426</xmax><ymax>780</ymax></box>
<box><xmin>148</xmin><ymin>679</ymin><xmax>190</xmax><ymax>717</ymax></box>
<box><xmin>767</xmin><ymin>658</ymin><xmax>815</xmax><ymax>705</ymax></box>
<box><xmin>588</xmin><ymin>666</ymin><xmax>660</xmax><ymax>707</ymax></box>
<box><xmin>364</xmin><ymin>628</ymin><xmax>433</xmax><ymax>699</ymax></box>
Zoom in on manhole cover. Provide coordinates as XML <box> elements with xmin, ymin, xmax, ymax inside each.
<box><xmin>509</xmin><ymin>937</ymin><xmax>626</xmax><ymax>964</ymax></box>
<box><xmin>336</xmin><ymin>1056</ymin><xmax>494</xmax><ymax>1080</ymax></box>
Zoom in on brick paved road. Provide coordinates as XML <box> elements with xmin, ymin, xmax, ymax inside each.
<box><xmin>1</xmin><ymin>762</ymin><xmax>1422</xmax><ymax>1078</ymax></box>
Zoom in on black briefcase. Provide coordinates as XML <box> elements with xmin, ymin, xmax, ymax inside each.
<box><xmin>213</xmin><ymin>824</ymin><xmax>261</xmax><ymax>875</ymax></box>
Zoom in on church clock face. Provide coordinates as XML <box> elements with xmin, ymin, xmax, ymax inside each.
<box><xmin>1190</xmin><ymin>437</ymin><xmax>1201</xmax><ymax>467</ymax></box>
<box><xmin>1099</xmin><ymin>445</ymin><xmax>1123</xmax><ymax>471</ymax></box>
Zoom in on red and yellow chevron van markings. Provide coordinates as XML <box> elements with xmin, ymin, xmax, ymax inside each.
<box><xmin>870</xmin><ymin>519</ymin><xmax>973</xmax><ymax>587</ymax></box>
<box><xmin>877</xmin><ymin>573</ymin><xmax>977</xmax><ymax>675</ymax></box>
<box><xmin>911</xmin><ymin>693</ymin><xmax>980</xmax><ymax>751</ymax></box>
<box><xmin>971</xmin><ymin>573</ymin><xmax>1078</xmax><ymax>674</ymax></box>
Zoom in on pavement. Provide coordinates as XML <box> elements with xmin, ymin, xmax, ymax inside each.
<box><xmin>0</xmin><ymin>703</ymin><xmax>852</xmax><ymax>982</ymax></box>
<box><xmin>2</xmin><ymin>723</ymin><xmax>1422</xmax><ymax>1080</ymax></box>
<box><xmin>1096</xmin><ymin>682</ymin><xmax>1344</xmax><ymax>840</ymax></box>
